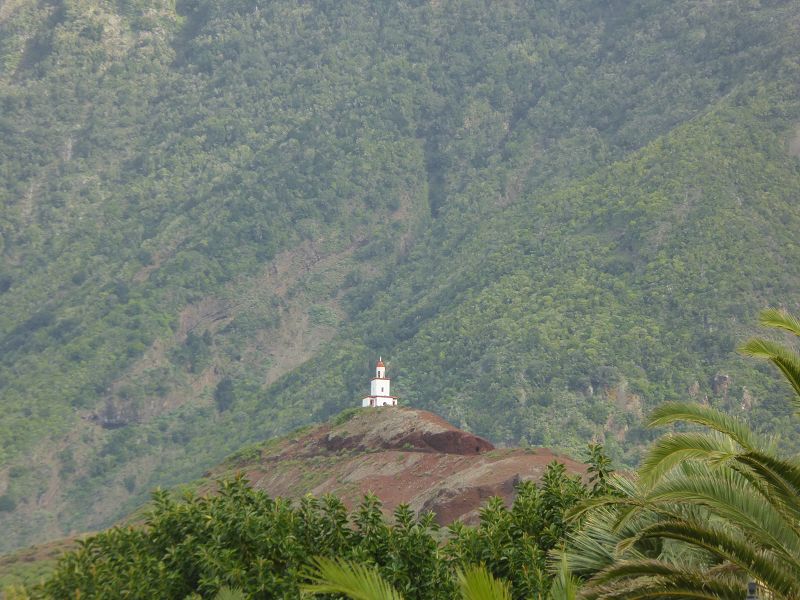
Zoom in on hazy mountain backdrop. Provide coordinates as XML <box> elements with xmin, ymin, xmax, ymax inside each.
<box><xmin>1</xmin><ymin>0</ymin><xmax>799</xmax><ymax>551</ymax></box>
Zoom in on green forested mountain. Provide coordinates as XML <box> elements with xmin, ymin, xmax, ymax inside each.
<box><xmin>0</xmin><ymin>0</ymin><xmax>799</xmax><ymax>550</ymax></box>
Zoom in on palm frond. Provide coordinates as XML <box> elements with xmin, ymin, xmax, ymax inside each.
<box><xmin>735</xmin><ymin>451</ymin><xmax>800</xmax><ymax>514</ymax></box>
<box><xmin>641</xmin><ymin>465</ymin><xmax>800</xmax><ymax>562</ymax></box>
<box><xmin>585</xmin><ymin>560</ymin><xmax>746</xmax><ymax>600</ymax></box>
<box><xmin>646</xmin><ymin>403</ymin><xmax>762</xmax><ymax>452</ymax></box>
<box><xmin>568</xmin><ymin>311</ymin><xmax>800</xmax><ymax>600</ymax></box>
<box><xmin>301</xmin><ymin>557</ymin><xmax>404</xmax><ymax>600</ymax></box>
<box><xmin>738</xmin><ymin>338</ymin><xmax>800</xmax><ymax>405</ymax></box>
<box><xmin>757</xmin><ymin>308</ymin><xmax>800</xmax><ymax>338</ymax></box>
<box><xmin>568</xmin><ymin>474</ymin><xmax>644</xmax><ymax>522</ymax></box>
<box><xmin>456</xmin><ymin>565</ymin><xmax>512</xmax><ymax>600</ymax></box>
<box><xmin>550</xmin><ymin>553</ymin><xmax>582</xmax><ymax>600</ymax></box>
<box><xmin>638</xmin><ymin>432</ymin><xmax>737</xmax><ymax>485</ymax></box>
<box><xmin>633</xmin><ymin>520</ymin><xmax>800</xmax><ymax>597</ymax></box>
<box><xmin>589</xmin><ymin>559</ymin><xmax>721</xmax><ymax>584</ymax></box>
<box><xmin>559</xmin><ymin>511</ymin><xmax>626</xmax><ymax>575</ymax></box>
<box><xmin>560</xmin><ymin>502</ymin><xmax>667</xmax><ymax>577</ymax></box>
<box><xmin>567</xmin><ymin>495</ymin><xmax>643</xmax><ymax>522</ymax></box>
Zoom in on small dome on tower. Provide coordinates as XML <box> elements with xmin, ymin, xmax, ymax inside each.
<box><xmin>376</xmin><ymin>358</ymin><xmax>385</xmax><ymax>368</ymax></box>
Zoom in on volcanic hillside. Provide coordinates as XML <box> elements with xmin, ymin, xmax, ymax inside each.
<box><xmin>204</xmin><ymin>408</ymin><xmax>586</xmax><ymax>525</ymax></box>
<box><xmin>0</xmin><ymin>407</ymin><xmax>586</xmax><ymax>590</ymax></box>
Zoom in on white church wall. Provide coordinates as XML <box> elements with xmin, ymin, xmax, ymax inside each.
<box><xmin>361</xmin><ymin>359</ymin><xmax>397</xmax><ymax>408</ymax></box>
<box><xmin>370</xmin><ymin>379</ymin><xmax>390</xmax><ymax>396</ymax></box>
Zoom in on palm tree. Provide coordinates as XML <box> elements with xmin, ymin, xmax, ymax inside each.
<box><xmin>739</xmin><ymin>307</ymin><xmax>800</xmax><ymax>410</ymax></box>
<box><xmin>300</xmin><ymin>558</ymin><xmax>405</xmax><ymax>600</ymax></box>
<box><xmin>300</xmin><ymin>557</ymin><xmax>511</xmax><ymax>600</ymax></box>
<box><xmin>560</xmin><ymin>308</ymin><xmax>800</xmax><ymax>600</ymax></box>
<box><xmin>300</xmin><ymin>555</ymin><xmax>584</xmax><ymax>600</ymax></box>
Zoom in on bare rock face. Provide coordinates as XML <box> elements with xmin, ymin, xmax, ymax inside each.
<box><xmin>318</xmin><ymin>409</ymin><xmax>494</xmax><ymax>456</ymax></box>
<box><xmin>212</xmin><ymin>408</ymin><xmax>585</xmax><ymax>525</ymax></box>
<box><xmin>741</xmin><ymin>387</ymin><xmax>754</xmax><ymax>411</ymax></box>
<box><xmin>419</xmin><ymin>477</ymin><xmax>519</xmax><ymax>524</ymax></box>
<box><xmin>712</xmin><ymin>372</ymin><xmax>731</xmax><ymax>396</ymax></box>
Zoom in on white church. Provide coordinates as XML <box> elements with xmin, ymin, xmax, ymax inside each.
<box><xmin>361</xmin><ymin>358</ymin><xmax>398</xmax><ymax>407</ymax></box>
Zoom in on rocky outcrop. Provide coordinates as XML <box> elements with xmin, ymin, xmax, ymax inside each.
<box><xmin>712</xmin><ymin>373</ymin><xmax>731</xmax><ymax>396</ymax></box>
<box><xmin>317</xmin><ymin>409</ymin><xmax>494</xmax><ymax>456</ymax></box>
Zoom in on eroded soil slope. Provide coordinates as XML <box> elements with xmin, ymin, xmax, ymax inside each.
<box><xmin>0</xmin><ymin>408</ymin><xmax>586</xmax><ymax>589</ymax></box>
<box><xmin>210</xmin><ymin>408</ymin><xmax>586</xmax><ymax>524</ymax></box>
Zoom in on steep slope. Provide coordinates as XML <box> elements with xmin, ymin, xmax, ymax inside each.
<box><xmin>0</xmin><ymin>0</ymin><xmax>799</xmax><ymax>551</ymax></box>
<box><xmin>277</xmin><ymin>86</ymin><xmax>800</xmax><ymax>464</ymax></box>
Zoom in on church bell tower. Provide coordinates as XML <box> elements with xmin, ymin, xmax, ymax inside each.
<box><xmin>361</xmin><ymin>357</ymin><xmax>398</xmax><ymax>407</ymax></box>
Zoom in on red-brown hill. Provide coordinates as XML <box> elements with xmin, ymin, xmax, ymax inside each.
<box><xmin>0</xmin><ymin>407</ymin><xmax>586</xmax><ymax>590</ymax></box>
<box><xmin>206</xmin><ymin>407</ymin><xmax>587</xmax><ymax>525</ymax></box>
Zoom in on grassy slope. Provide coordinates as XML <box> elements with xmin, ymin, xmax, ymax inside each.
<box><xmin>0</xmin><ymin>0</ymin><xmax>798</xmax><ymax>550</ymax></box>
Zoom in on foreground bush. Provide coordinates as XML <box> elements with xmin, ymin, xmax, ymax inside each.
<box><xmin>33</xmin><ymin>456</ymin><xmax>606</xmax><ymax>599</ymax></box>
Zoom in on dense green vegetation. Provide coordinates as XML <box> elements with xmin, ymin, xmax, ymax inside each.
<box><xmin>24</xmin><ymin>457</ymin><xmax>602</xmax><ymax>599</ymax></box>
<box><xmin>273</xmin><ymin>89</ymin><xmax>800</xmax><ymax>464</ymax></box>
<box><xmin>1</xmin><ymin>0</ymin><xmax>800</xmax><ymax>551</ymax></box>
